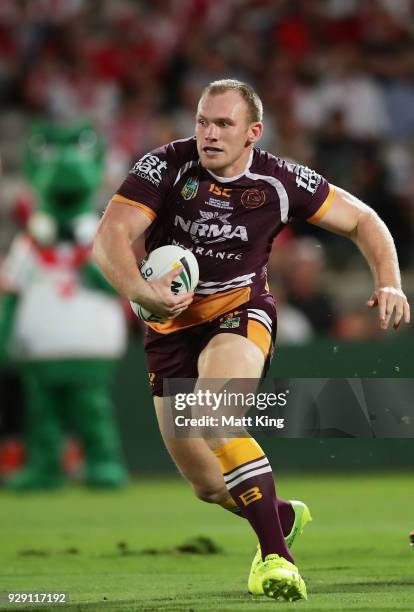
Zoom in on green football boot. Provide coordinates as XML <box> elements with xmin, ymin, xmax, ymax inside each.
<box><xmin>285</xmin><ymin>500</ymin><xmax>312</xmax><ymax>548</ymax></box>
<box><xmin>251</xmin><ymin>554</ymin><xmax>308</xmax><ymax>602</ymax></box>
<box><xmin>248</xmin><ymin>500</ymin><xmax>312</xmax><ymax>595</ymax></box>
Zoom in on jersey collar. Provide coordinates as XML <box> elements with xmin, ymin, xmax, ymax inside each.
<box><xmin>206</xmin><ymin>149</ymin><xmax>254</xmax><ymax>183</ymax></box>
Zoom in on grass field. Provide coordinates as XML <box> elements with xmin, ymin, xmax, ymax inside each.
<box><xmin>0</xmin><ymin>473</ymin><xmax>413</xmax><ymax>611</ymax></box>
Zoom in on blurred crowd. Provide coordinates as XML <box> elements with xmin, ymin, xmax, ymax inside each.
<box><xmin>1</xmin><ymin>0</ymin><xmax>414</xmax><ymax>341</ymax></box>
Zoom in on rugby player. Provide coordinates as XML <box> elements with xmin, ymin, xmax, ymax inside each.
<box><xmin>94</xmin><ymin>79</ymin><xmax>410</xmax><ymax>602</ymax></box>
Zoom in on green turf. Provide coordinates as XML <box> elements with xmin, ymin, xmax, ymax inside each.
<box><xmin>0</xmin><ymin>473</ymin><xmax>413</xmax><ymax>611</ymax></box>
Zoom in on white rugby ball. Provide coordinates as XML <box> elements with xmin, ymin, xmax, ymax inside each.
<box><xmin>130</xmin><ymin>245</ymin><xmax>199</xmax><ymax>322</ymax></box>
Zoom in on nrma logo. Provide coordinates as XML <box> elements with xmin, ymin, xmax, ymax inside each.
<box><xmin>174</xmin><ymin>212</ymin><xmax>248</xmax><ymax>244</ymax></box>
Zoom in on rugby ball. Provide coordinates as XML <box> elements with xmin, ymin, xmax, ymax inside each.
<box><xmin>130</xmin><ymin>245</ymin><xmax>199</xmax><ymax>322</ymax></box>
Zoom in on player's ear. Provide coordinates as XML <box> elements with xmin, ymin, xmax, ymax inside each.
<box><xmin>247</xmin><ymin>122</ymin><xmax>263</xmax><ymax>145</ymax></box>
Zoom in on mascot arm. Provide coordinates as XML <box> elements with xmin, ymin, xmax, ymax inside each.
<box><xmin>0</xmin><ymin>233</ymin><xmax>32</xmax><ymax>363</ymax></box>
<box><xmin>0</xmin><ymin>293</ymin><xmax>18</xmax><ymax>364</ymax></box>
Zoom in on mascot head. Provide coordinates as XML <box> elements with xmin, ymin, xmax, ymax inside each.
<box><xmin>24</xmin><ymin>120</ymin><xmax>105</xmax><ymax>245</ymax></box>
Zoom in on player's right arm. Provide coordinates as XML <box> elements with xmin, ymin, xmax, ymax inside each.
<box><xmin>93</xmin><ymin>201</ymin><xmax>193</xmax><ymax>319</ymax></box>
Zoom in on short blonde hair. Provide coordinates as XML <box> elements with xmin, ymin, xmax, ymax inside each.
<box><xmin>200</xmin><ymin>79</ymin><xmax>263</xmax><ymax>123</ymax></box>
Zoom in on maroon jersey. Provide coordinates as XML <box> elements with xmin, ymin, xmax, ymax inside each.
<box><xmin>113</xmin><ymin>137</ymin><xmax>334</xmax><ymax>333</ymax></box>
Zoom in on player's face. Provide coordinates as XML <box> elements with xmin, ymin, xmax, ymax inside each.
<box><xmin>195</xmin><ymin>91</ymin><xmax>263</xmax><ymax>177</ymax></box>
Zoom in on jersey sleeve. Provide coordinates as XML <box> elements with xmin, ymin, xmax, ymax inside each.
<box><xmin>112</xmin><ymin>143</ymin><xmax>178</xmax><ymax>223</ymax></box>
<box><xmin>280</xmin><ymin>161</ymin><xmax>335</xmax><ymax>222</ymax></box>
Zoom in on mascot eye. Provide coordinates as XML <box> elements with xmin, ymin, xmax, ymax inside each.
<box><xmin>27</xmin><ymin>134</ymin><xmax>56</xmax><ymax>160</ymax></box>
<box><xmin>78</xmin><ymin>129</ymin><xmax>97</xmax><ymax>153</ymax></box>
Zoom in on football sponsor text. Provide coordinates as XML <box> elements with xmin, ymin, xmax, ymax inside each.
<box><xmin>171</xmin><ymin>239</ymin><xmax>243</xmax><ymax>260</ymax></box>
<box><xmin>287</xmin><ymin>163</ymin><xmax>322</xmax><ymax>195</ymax></box>
<box><xmin>130</xmin><ymin>154</ymin><xmax>167</xmax><ymax>187</ymax></box>
<box><xmin>174</xmin><ymin>212</ymin><xmax>248</xmax><ymax>244</ymax></box>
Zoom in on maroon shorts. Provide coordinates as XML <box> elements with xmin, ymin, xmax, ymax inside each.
<box><xmin>144</xmin><ymin>293</ymin><xmax>277</xmax><ymax>396</ymax></box>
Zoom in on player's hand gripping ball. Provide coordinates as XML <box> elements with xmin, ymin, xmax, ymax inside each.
<box><xmin>130</xmin><ymin>245</ymin><xmax>199</xmax><ymax>322</ymax></box>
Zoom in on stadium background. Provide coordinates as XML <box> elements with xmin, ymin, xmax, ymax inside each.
<box><xmin>1</xmin><ymin>0</ymin><xmax>414</xmax><ymax>473</ymax></box>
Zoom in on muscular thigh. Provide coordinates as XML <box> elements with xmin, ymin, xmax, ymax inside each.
<box><xmin>196</xmin><ymin>294</ymin><xmax>277</xmax><ymax>449</ymax></box>
<box><xmin>196</xmin><ymin>334</ymin><xmax>263</xmax><ymax>451</ymax></box>
<box><xmin>198</xmin><ymin>333</ymin><xmax>265</xmax><ymax>378</ymax></box>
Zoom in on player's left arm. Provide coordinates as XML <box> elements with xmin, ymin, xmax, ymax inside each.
<box><xmin>309</xmin><ymin>185</ymin><xmax>410</xmax><ymax>330</ymax></box>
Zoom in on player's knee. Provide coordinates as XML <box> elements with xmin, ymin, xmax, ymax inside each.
<box><xmin>194</xmin><ymin>485</ymin><xmax>226</xmax><ymax>504</ymax></box>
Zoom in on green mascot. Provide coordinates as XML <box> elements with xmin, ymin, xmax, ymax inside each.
<box><xmin>0</xmin><ymin>120</ymin><xmax>128</xmax><ymax>489</ymax></box>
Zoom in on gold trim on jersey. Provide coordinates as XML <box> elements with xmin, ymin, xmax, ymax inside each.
<box><xmin>307</xmin><ymin>184</ymin><xmax>336</xmax><ymax>224</ymax></box>
<box><xmin>112</xmin><ymin>194</ymin><xmax>157</xmax><ymax>222</ymax></box>
<box><xmin>247</xmin><ymin>319</ymin><xmax>272</xmax><ymax>357</ymax></box>
<box><xmin>147</xmin><ymin>286</ymin><xmax>251</xmax><ymax>334</ymax></box>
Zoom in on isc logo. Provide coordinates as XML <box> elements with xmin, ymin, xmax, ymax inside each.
<box><xmin>209</xmin><ymin>183</ymin><xmax>232</xmax><ymax>197</ymax></box>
